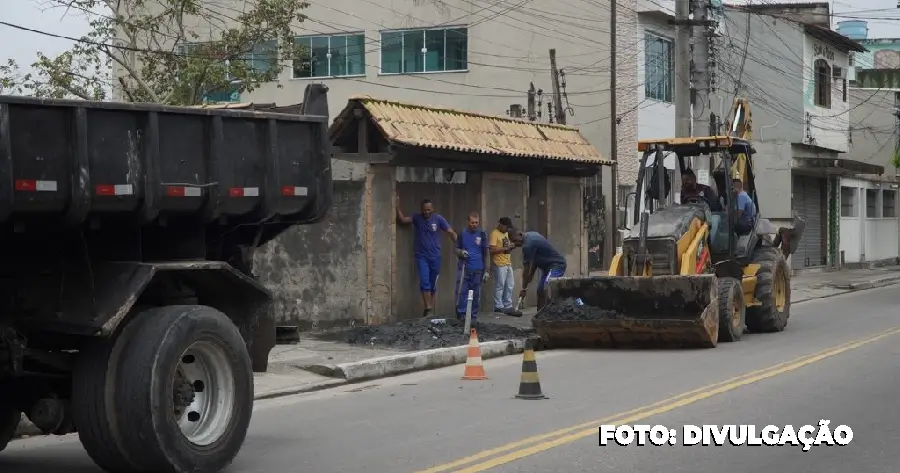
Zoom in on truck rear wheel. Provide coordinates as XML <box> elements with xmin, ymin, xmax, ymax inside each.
<box><xmin>73</xmin><ymin>306</ymin><xmax>153</xmax><ymax>473</ymax></box>
<box><xmin>746</xmin><ymin>246</ymin><xmax>791</xmax><ymax>333</ymax></box>
<box><xmin>113</xmin><ymin>305</ymin><xmax>253</xmax><ymax>473</ymax></box>
<box><xmin>0</xmin><ymin>407</ymin><xmax>18</xmax><ymax>453</ymax></box>
<box><xmin>717</xmin><ymin>277</ymin><xmax>745</xmax><ymax>342</ymax></box>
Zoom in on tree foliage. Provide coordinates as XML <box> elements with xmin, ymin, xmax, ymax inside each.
<box><xmin>1</xmin><ymin>0</ymin><xmax>309</xmax><ymax>105</ymax></box>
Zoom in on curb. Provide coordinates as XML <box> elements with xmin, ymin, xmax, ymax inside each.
<box><xmin>254</xmin><ymin>378</ymin><xmax>347</xmax><ymax>401</ymax></box>
<box><xmin>841</xmin><ymin>275</ymin><xmax>900</xmax><ymax>291</ymax></box>
<box><xmin>794</xmin><ymin>276</ymin><xmax>900</xmax><ymax>303</ymax></box>
<box><xmin>315</xmin><ymin>338</ymin><xmax>532</xmax><ymax>383</ymax></box>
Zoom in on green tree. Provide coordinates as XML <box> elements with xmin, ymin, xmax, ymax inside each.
<box><xmin>1</xmin><ymin>0</ymin><xmax>309</xmax><ymax>105</ymax></box>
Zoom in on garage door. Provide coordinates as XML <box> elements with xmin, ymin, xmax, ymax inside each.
<box><xmin>792</xmin><ymin>175</ymin><xmax>826</xmax><ymax>267</ymax></box>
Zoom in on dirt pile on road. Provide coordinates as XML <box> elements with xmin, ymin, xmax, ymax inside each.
<box><xmin>533</xmin><ymin>298</ymin><xmax>621</xmax><ymax>321</ymax></box>
<box><xmin>314</xmin><ymin>318</ymin><xmax>533</xmax><ymax>351</ymax></box>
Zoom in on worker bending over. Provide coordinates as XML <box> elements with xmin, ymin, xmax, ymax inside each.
<box><xmin>511</xmin><ymin>229</ymin><xmax>567</xmax><ymax>310</ymax></box>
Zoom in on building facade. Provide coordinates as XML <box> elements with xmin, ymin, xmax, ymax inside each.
<box><xmin>710</xmin><ymin>3</ymin><xmax>870</xmax><ymax>270</ymax></box>
<box><xmin>839</xmin><ymin>89</ymin><xmax>900</xmax><ymax>266</ymax></box>
<box><xmin>116</xmin><ymin>0</ymin><xmax>644</xmax><ymax>269</ymax></box>
<box><xmin>628</xmin><ymin>2</ymin><xmax>872</xmax><ymax>270</ymax></box>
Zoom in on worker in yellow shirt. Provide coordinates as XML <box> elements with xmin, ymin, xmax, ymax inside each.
<box><xmin>489</xmin><ymin>217</ymin><xmax>522</xmax><ymax>317</ymax></box>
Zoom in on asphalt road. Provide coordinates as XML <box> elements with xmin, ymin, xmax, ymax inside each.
<box><xmin>2</xmin><ymin>285</ymin><xmax>899</xmax><ymax>473</ymax></box>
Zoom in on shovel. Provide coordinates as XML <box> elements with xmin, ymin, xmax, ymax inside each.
<box><xmin>454</xmin><ymin>261</ymin><xmax>467</xmax><ymax>313</ymax></box>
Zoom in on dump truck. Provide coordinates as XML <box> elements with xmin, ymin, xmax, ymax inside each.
<box><xmin>0</xmin><ymin>84</ymin><xmax>332</xmax><ymax>473</ymax></box>
<box><xmin>534</xmin><ymin>100</ymin><xmax>805</xmax><ymax>349</ymax></box>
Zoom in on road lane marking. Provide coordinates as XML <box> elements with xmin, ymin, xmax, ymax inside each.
<box><xmin>414</xmin><ymin>326</ymin><xmax>900</xmax><ymax>473</ymax></box>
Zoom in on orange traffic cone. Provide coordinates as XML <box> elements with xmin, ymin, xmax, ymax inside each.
<box><xmin>461</xmin><ymin>328</ymin><xmax>488</xmax><ymax>380</ymax></box>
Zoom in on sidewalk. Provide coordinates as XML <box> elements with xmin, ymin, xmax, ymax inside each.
<box><xmin>14</xmin><ymin>266</ymin><xmax>900</xmax><ymax>438</ymax></box>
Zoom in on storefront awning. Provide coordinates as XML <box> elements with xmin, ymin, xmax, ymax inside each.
<box><xmin>792</xmin><ymin>157</ymin><xmax>885</xmax><ymax>176</ymax></box>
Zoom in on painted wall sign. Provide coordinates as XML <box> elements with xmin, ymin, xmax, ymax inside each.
<box><xmin>813</xmin><ymin>42</ymin><xmax>835</xmax><ymax>62</ymax></box>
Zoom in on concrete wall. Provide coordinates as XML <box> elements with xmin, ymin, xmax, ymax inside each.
<box><xmin>254</xmin><ymin>160</ymin><xmax>369</xmax><ymax>329</ymax></box>
<box><xmin>803</xmin><ymin>34</ymin><xmax>851</xmax><ymax>152</ymax></box>
<box><xmin>839</xmin><ymin>177</ymin><xmax>900</xmax><ymax>264</ymax></box>
<box><xmin>848</xmin><ymin>89</ymin><xmax>898</xmax><ymax>173</ymax></box>
<box><xmin>753</xmin><ymin>141</ymin><xmax>794</xmax><ymax>220</ymax></box>
<box><xmin>714</xmin><ymin>8</ymin><xmax>807</xmax><ymax>144</ymax></box>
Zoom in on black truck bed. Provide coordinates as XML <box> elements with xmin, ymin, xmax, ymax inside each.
<box><xmin>0</xmin><ymin>90</ymin><xmax>332</xmax><ymax>239</ymax></box>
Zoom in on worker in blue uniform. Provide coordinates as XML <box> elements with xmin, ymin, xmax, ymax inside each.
<box><xmin>454</xmin><ymin>213</ymin><xmax>491</xmax><ymax>325</ymax></box>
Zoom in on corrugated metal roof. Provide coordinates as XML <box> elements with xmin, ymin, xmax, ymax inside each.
<box><xmin>346</xmin><ymin>95</ymin><xmax>611</xmax><ymax>165</ymax></box>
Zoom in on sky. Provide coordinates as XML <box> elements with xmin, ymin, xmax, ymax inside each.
<box><xmin>1</xmin><ymin>0</ymin><xmax>899</xmax><ymax>77</ymax></box>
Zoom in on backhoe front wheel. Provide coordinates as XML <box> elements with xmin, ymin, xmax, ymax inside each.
<box><xmin>717</xmin><ymin>277</ymin><xmax>745</xmax><ymax>343</ymax></box>
<box><xmin>74</xmin><ymin>305</ymin><xmax>254</xmax><ymax>473</ymax></box>
<box><xmin>746</xmin><ymin>246</ymin><xmax>791</xmax><ymax>333</ymax></box>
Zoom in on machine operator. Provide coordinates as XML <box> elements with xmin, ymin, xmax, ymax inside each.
<box><xmin>681</xmin><ymin>168</ymin><xmax>723</xmax><ymax>246</ymax></box>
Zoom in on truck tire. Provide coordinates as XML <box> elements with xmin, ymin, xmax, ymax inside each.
<box><xmin>113</xmin><ymin>305</ymin><xmax>253</xmax><ymax>473</ymax></box>
<box><xmin>746</xmin><ymin>246</ymin><xmax>791</xmax><ymax>333</ymax></box>
<box><xmin>0</xmin><ymin>407</ymin><xmax>18</xmax><ymax>453</ymax></box>
<box><xmin>73</xmin><ymin>308</ymin><xmax>154</xmax><ymax>473</ymax></box>
<box><xmin>717</xmin><ymin>277</ymin><xmax>745</xmax><ymax>343</ymax></box>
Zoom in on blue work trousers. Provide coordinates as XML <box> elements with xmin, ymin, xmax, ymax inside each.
<box><xmin>455</xmin><ymin>268</ymin><xmax>484</xmax><ymax>319</ymax></box>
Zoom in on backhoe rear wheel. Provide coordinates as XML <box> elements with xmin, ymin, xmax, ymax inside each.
<box><xmin>717</xmin><ymin>277</ymin><xmax>745</xmax><ymax>343</ymax></box>
<box><xmin>746</xmin><ymin>246</ymin><xmax>791</xmax><ymax>333</ymax></box>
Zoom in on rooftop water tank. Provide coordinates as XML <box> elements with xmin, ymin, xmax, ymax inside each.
<box><xmin>837</xmin><ymin>20</ymin><xmax>868</xmax><ymax>40</ymax></box>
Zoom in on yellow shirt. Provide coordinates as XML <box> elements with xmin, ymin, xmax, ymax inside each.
<box><xmin>490</xmin><ymin>229</ymin><xmax>512</xmax><ymax>266</ymax></box>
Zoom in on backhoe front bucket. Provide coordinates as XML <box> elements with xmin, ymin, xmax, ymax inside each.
<box><xmin>533</xmin><ymin>275</ymin><xmax>720</xmax><ymax>349</ymax></box>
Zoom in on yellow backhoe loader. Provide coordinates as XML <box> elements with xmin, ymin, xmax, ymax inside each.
<box><xmin>533</xmin><ymin>99</ymin><xmax>805</xmax><ymax>348</ymax></box>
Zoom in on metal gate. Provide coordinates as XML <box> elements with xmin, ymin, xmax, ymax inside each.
<box><xmin>792</xmin><ymin>175</ymin><xmax>826</xmax><ymax>267</ymax></box>
<box><xmin>583</xmin><ymin>174</ymin><xmax>605</xmax><ymax>271</ymax></box>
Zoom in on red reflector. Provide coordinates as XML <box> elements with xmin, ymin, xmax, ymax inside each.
<box><xmin>14</xmin><ymin>180</ymin><xmax>36</xmax><ymax>191</ymax></box>
<box><xmin>166</xmin><ymin>187</ymin><xmax>185</xmax><ymax>197</ymax></box>
<box><xmin>229</xmin><ymin>188</ymin><xmax>243</xmax><ymax>197</ymax></box>
<box><xmin>95</xmin><ymin>185</ymin><xmax>115</xmax><ymax>196</ymax></box>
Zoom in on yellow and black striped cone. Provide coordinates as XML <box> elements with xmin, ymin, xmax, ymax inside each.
<box><xmin>514</xmin><ymin>339</ymin><xmax>547</xmax><ymax>400</ymax></box>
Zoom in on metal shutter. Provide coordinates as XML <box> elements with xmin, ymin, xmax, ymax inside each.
<box><xmin>792</xmin><ymin>175</ymin><xmax>826</xmax><ymax>267</ymax></box>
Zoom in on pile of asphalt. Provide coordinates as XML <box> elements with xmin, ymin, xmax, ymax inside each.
<box><xmin>312</xmin><ymin>317</ymin><xmax>533</xmax><ymax>351</ymax></box>
<box><xmin>534</xmin><ymin>298</ymin><xmax>621</xmax><ymax>321</ymax></box>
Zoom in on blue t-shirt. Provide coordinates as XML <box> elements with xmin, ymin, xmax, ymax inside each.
<box><xmin>457</xmin><ymin>228</ymin><xmax>488</xmax><ymax>271</ymax></box>
<box><xmin>736</xmin><ymin>191</ymin><xmax>756</xmax><ymax>227</ymax></box>
<box><xmin>412</xmin><ymin>213</ymin><xmax>450</xmax><ymax>259</ymax></box>
<box><xmin>521</xmin><ymin>231</ymin><xmax>567</xmax><ymax>271</ymax></box>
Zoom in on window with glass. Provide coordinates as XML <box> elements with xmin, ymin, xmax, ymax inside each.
<box><xmin>293</xmin><ymin>34</ymin><xmax>366</xmax><ymax>79</ymax></box>
<box><xmin>644</xmin><ymin>32</ymin><xmax>674</xmax><ymax>103</ymax></box>
<box><xmin>380</xmin><ymin>27</ymin><xmax>468</xmax><ymax>74</ymax></box>
<box><xmin>883</xmin><ymin>190</ymin><xmax>896</xmax><ymax>218</ymax></box>
<box><xmin>242</xmin><ymin>40</ymin><xmax>278</xmax><ymax>74</ymax></box>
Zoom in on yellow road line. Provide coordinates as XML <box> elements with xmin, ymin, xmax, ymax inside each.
<box><xmin>413</xmin><ymin>327</ymin><xmax>900</xmax><ymax>473</ymax></box>
<box><xmin>449</xmin><ymin>326</ymin><xmax>900</xmax><ymax>472</ymax></box>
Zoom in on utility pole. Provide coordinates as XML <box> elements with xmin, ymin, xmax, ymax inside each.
<box><xmin>674</xmin><ymin>0</ymin><xmax>692</xmax><ymax>139</ymax></box>
<box><xmin>692</xmin><ymin>0</ymin><xmax>712</xmax><ymax>140</ymax></box>
<box><xmin>549</xmin><ymin>49</ymin><xmax>565</xmax><ymax>125</ymax></box>
<box><xmin>606</xmin><ymin>0</ymin><xmax>619</xmax><ymax>268</ymax></box>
